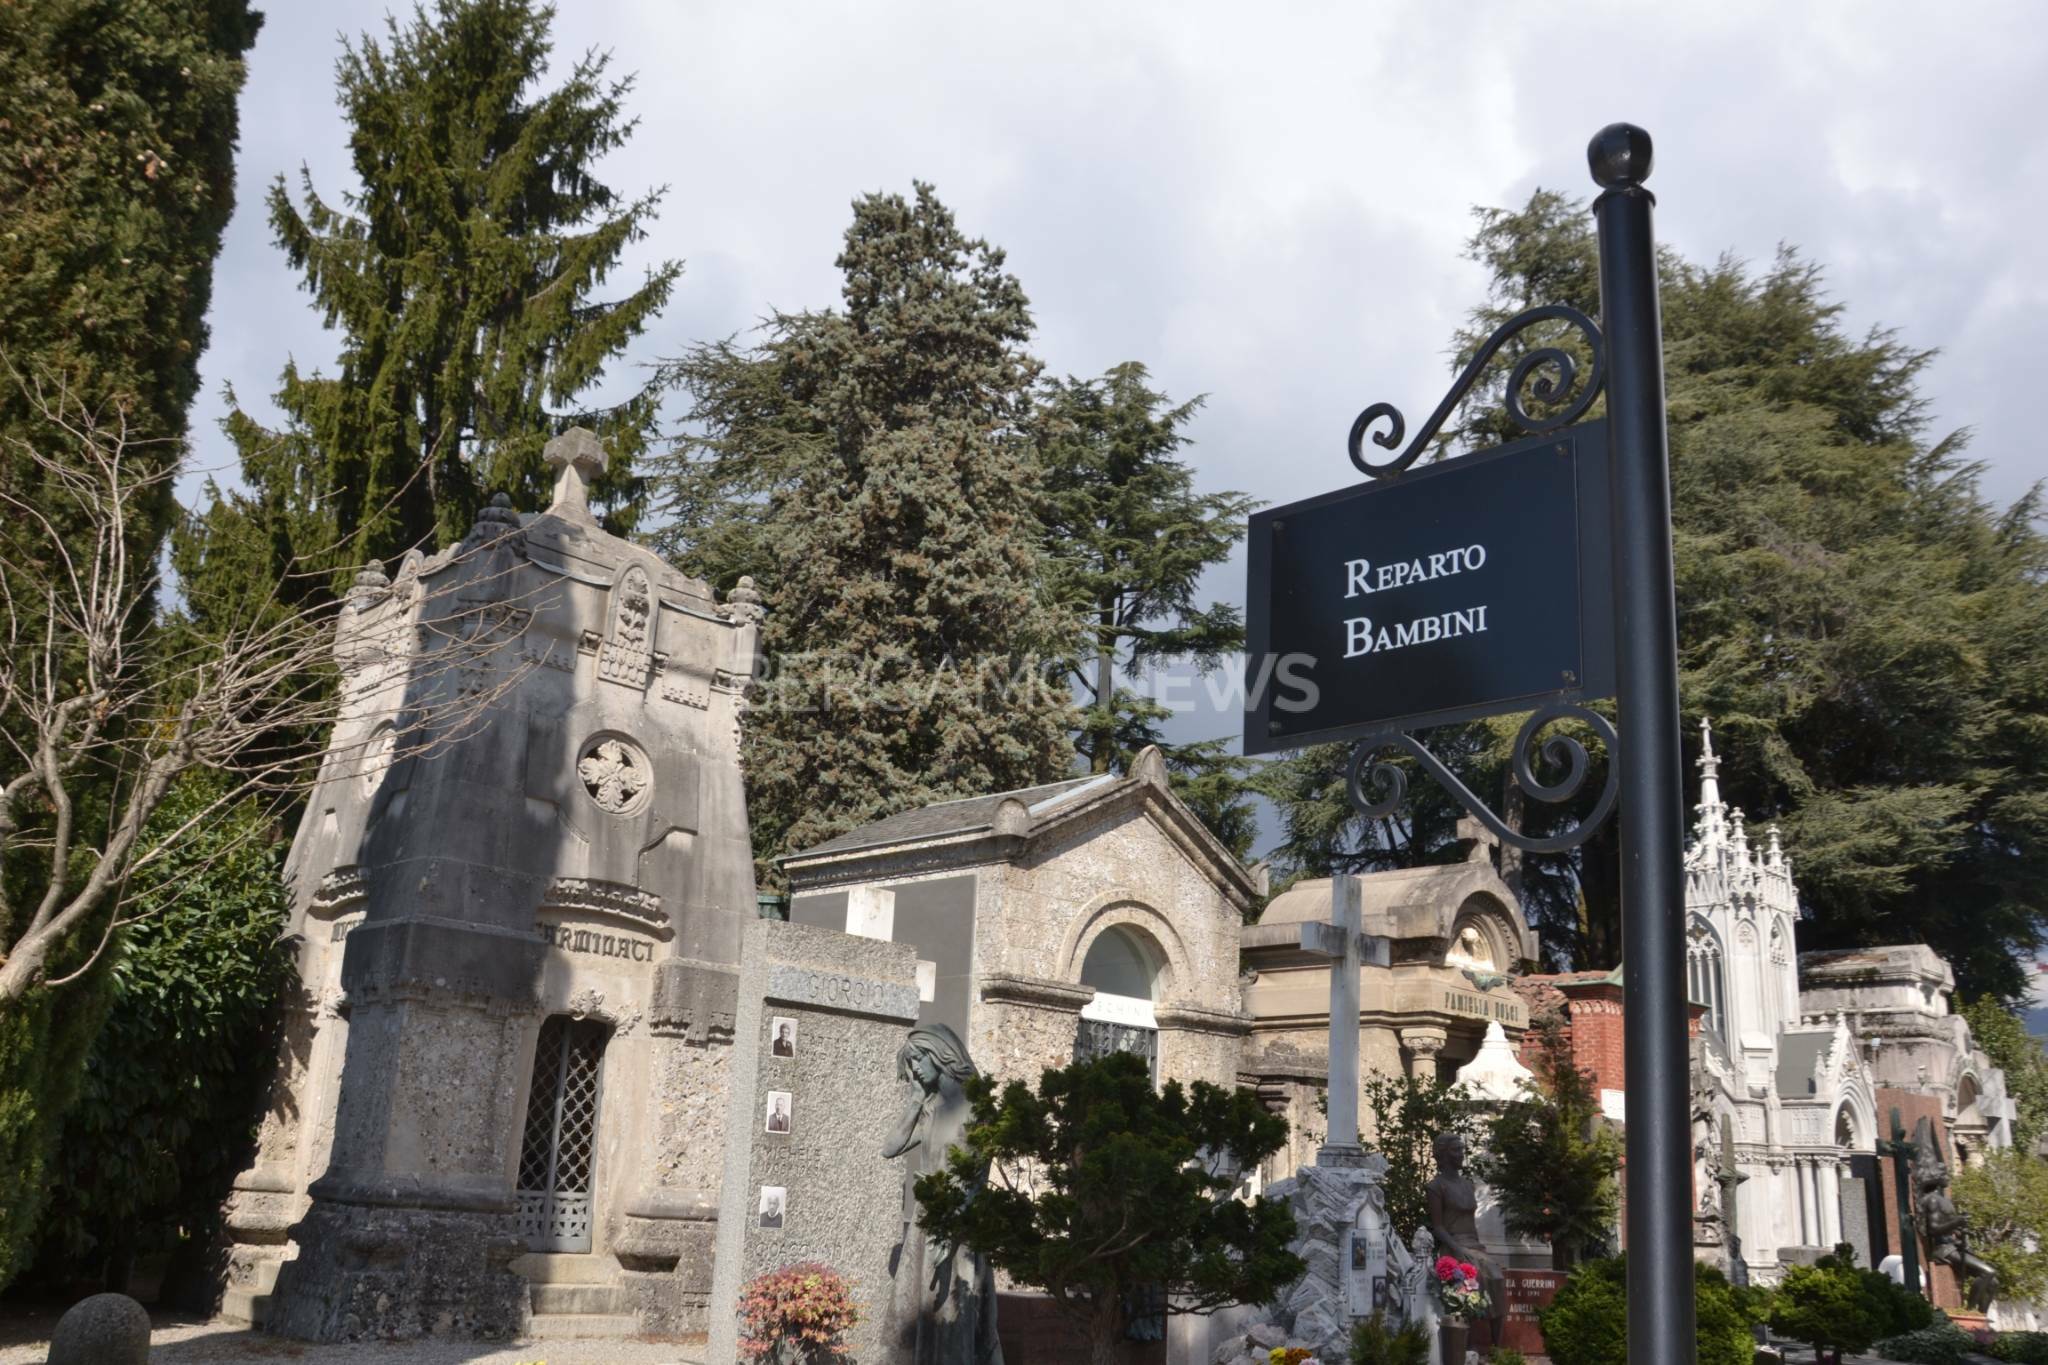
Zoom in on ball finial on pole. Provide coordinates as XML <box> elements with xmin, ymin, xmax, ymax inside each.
<box><xmin>1587</xmin><ymin>122</ymin><xmax>1655</xmax><ymax>191</ymax></box>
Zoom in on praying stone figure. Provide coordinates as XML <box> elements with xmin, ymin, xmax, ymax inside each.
<box><xmin>1910</xmin><ymin>1117</ymin><xmax>1999</xmax><ymax>1312</ymax></box>
<box><xmin>1426</xmin><ymin>1132</ymin><xmax>1506</xmax><ymax>1341</ymax></box>
<box><xmin>882</xmin><ymin>1024</ymin><xmax>1003</xmax><ymax>1365</ymax></box>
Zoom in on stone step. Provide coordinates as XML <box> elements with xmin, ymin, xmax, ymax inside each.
<box><xmin>525</xmin><ymin>1312</ymin><xmax>640</xmax><ymax>1340</ymax></box>
<box><xmin>530</xmin><ymin>1282</ymin><xmax>630</xmax><ymax>1316</ymax></box>
<box><xmin>511</xmin><ymin>1250</ymin><xmax>614</xmax><ymax>1284</ymax></box>
<box><xmin>218</xmin><ymin>1286</ymin><xmax>270</xmax><ymax>1327</ymax></box>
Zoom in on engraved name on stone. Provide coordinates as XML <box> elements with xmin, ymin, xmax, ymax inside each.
<box><xmin>539</xmin><ymin>920</ymin><xmax>656</xmax><ymax>963</ymax></box>
<box><xmin>763</xmin><ymin>964</ymin><xmax>918</xmax><ymax>1021</ymax></box>
<box><xmin>330</xmin><ymin>913</ymin><xmax>365</xmax><ymax>943</ymax></box>
<box><xmin>1442</xmin><ymin>988</ymin><xmax>1521</xmax><ymax>1024</ymax></box>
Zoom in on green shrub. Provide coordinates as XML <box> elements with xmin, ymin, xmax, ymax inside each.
<box><xmin>1772</xmin><ymin>1263</ymin><xmax>1882</xmax><ymax>1363</ymax></box>
<box><xmin>28</xmin><ymin>783</ymin><xmax>292</xmax><ymax>1287</ymax></box>
<box><xmin>1536</xmin><ymin>1255</ymin><xmax>1755</xmax><ymax>1365</ymax></box>
<box><xmin>0</xmin><ymin>973</ymin><xmax>113</xmax><ymax>1289</ymax></box>
<box><xmin>1487</xmin><ymin>1351</ymin><xmax>1529</xmax><ymax>1365</ymax></box>
<box><xmin>1349</xmin><ymin>1309</ymin><xmax>1429</xmax><ymax>1365</ymax></box>
<box><xmin>1988</xmin><ymin>1331</ymin><xmax>2048</xmax><ymax>1364</ymax></box>
<box><xmin>1860</xmin><ymin>1269</ymin><xmax>1936</xmax><ymax>1338</ymax></box>
<box><xmin>1873</xmin><ymin>1321</ymin><xmax>1979</xmax><ymax>1365</ymax></box>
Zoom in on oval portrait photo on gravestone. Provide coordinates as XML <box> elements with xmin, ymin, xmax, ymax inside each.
<box><xmin>764</xmin><ymin>1090</ymin><xmax>792</xmax><ymax>1134</ymax></box>
<box><xmin>758</xmin><ymin>1186</ymin><xmax>785</xmax><ymax>1230</ymax></box>
<box><xmin>770</xmin><ymin>1017</ymin><xmax>796</xmax><ymax>1057</ymax></box>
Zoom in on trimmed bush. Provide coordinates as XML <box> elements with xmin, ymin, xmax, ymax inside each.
<box><xmin>1772</xmin><ymin>1263</ymin><xmax>1881</xmax><ymax>1364</ymax></box>
<box><xmin>1873</xmin><ymin>1321</ymin><xmax>1979</xmax><ymax>1365</ymax></box>
<box><xmin>1536</xmin><ymin>1255</ymin><xmax>1756</xmax><ymax>1365</ymax></box>
<box><xmin>1988</xmin><ymin>1331</ymin><xmax>2048</xmax><ymax>1364</ymax></box>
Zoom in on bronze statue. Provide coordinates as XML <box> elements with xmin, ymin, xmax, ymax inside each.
<box><xmin>1910</xmin><ymin>1117</ymin><xmax>1998</xmax><ymax>1312</ymax></box>
<box><xmin>882</xmin><ymin>1023</ymin><xmax>1003</xmax><ymax>1365</ymax></box>
<box><xmin>1426</xmin><ymin>1131</ymin><xmax>1506</xmax><ymax>1337</ymax></box>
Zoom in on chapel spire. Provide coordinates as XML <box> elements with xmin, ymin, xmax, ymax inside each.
<box><xmin>1696</xmin><ymin>716</ymin><xmax>1725</xmax><ymax>848</ymax></box>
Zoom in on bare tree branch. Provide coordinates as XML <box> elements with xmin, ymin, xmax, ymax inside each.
<box><xmin>0</xmin><ymin>362</ymin><xmax>548</xmax><ymax>1003</ymax></box>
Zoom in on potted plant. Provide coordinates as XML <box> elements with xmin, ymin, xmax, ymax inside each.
<box><xmin>1434</xmin><ymin>1254</ymin><xmax>1491</xmax><ymax>1362</ymax></box>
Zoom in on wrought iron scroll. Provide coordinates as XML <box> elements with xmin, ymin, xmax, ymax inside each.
<box><xmin>1347</xmin><ymin>304</ymin><xmax>1606</xmax><ymax>480</ymax></box>
<box><xmin>1346</xmin><ymin>702</ymin><xmax>1619</xmax><ymax>854</ymax></box>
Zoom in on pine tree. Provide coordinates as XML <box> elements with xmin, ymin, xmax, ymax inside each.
<box><xmin>1036</xmin><ymin>363</ymin><xmax>1259</xmax><ymax>858</ymax></box>
<box><xmin>1260</xmin><ymin>192</ymin><xmax>2048</xmax><ymax>997</ymax></box>
<box><xmin>178</xmin><ymin>0</ymin><xmax>677</xmax><ymax>609</ymax></box>
<box><xmin>672</xmin><ymin>185</ymin><xmax>1079</xmax><ymax>879</ymax></box>
<box><xmin>1474</xmin><ymin>1021</ymin><xmax>1620</xmax><ymax>1268</ymax></box>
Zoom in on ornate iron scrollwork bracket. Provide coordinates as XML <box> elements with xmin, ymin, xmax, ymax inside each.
<box><xmin>1348</xmin><ymin>303</ymin><xmax>1606</xmax><ymax>481</ymax></box>
<box><xmin>1340</xmin><ymin>303</ymin><xmax>1615</xmax><ymax>852</ymax></box>
<box><xmin>1347</xmin><ymin>702</ymin><xmax>1618</xmax><ymax>854</ymax></box>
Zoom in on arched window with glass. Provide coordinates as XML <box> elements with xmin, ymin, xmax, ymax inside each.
<box><xmin>1686</xmin><ymin>916</ymin><xmax>1728</xmax><ymax>1042</ymax></box>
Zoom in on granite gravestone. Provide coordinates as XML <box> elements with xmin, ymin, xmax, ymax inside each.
<box><xmin>707</xmin><ymin>920</ymin><xmax>922</xmax><ymax>1364</ymax></box>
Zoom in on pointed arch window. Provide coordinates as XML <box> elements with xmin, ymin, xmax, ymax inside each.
<box><xmin>1687</xmin><ymin>917</ymin><xmax>1727</xmax><ymax>1040</ymax></box>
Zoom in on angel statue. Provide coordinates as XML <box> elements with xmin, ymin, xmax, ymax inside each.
<box><xmin>1911</xmin><ymin>1117</ymin><xmax>1999</xmax><ymax>1312</ymax></box>
<box><xmin>881</xmin><ymin>1024</ymin><xmax>1003</xmax><ymax>1364</ymax></box>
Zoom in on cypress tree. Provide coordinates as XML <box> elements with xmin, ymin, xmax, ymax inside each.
<box><xmin>1258</xmin><ymin>192</ymin><xmax>2048</xmax><ymax>997</ymax></box>
<box><xmin>669</xmin><ymin>185</ymin><xmax>1079</xmax><ymax>878</ymax></box>
<box><xmin>1036</xmin><ymin>363</ymin><xmax>1259</xmax><ymax>858</ymax></box>
<box><xmin>179</xmin><ymin>0</ymin><xmax>677</xmax><ymax>608</ymax></box>
<box><xmin>0</xmin><ymin>0</ymin><xmax>261</xmax><ymax>536</ymax></box>
<box><xmin>0</xmin><ymin>0</ymin><xmax>260</xmax><ymax>1289</ymax></box>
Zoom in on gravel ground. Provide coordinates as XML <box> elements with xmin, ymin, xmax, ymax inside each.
<box><xmin>0</xmin><ymin>1308</ymin><xmax>709</xmax><ymax>1365</ymax></box>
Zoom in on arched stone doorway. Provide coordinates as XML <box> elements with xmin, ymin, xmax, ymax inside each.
<box><xmin>1076</xmin><ymin>924</ymin><xmax>1165</xmax><ymax>1084</ymax></box>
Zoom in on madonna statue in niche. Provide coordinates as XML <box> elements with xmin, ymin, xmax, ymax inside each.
<box><xmin>882</xmin><ymin>1023</ymin><xmax>1003</xmax><ymax>1365</ymax></box>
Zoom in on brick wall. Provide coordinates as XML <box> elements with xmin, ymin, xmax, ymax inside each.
<box><xmin>1874</xmin><ymin>1088</ymin><xmax>1962</xmax><ymax>1311</ymax></box>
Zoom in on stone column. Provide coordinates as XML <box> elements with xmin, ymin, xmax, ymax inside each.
<box><xmin>1819</xmin><ymin>1159</ymin><xmax>1843</xmax><ymax>1250</ymax></box>
<box><xmin>1797</xmin><ymin>1159</ymin><xmax>1817</xmax><ymax>1245</ymax></box>
<box><xmin>1402</xmin><ymin>1026</ymin><xmax>1450</xmax><ymax>1082</ymax></box>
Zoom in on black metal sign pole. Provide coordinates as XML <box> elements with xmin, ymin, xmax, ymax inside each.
<box><xmin>1590</xmin><ymin>123</ymin><xmax>1693</xmax><ymax>1362</ymax></box>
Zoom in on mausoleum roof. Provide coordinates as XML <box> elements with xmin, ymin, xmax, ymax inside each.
<box><xmin>782</xmin><ymin>747</ymin><xmax>1262</xmax><ymax>909</ymax></box>
<box><xmin>789</xmin><ymin>775</ymin><xmax>1105</xmax><ymax>858</ymax></box>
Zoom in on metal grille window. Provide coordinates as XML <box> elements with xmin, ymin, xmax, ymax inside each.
<box><xmin>1076</xmin><ymin>1016</ymin><xmax>1159</xmax><ymax>1084</ymax></box>
<box><xmin>516</xmin><ymin>1015</ymin><xmax>608</xmax><ymax>1253</ymax></box>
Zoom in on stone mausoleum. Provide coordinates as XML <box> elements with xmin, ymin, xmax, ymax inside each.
<box><xmin>221</xmin><ymin>430</ymin><xmax>766</xmax><ymax>1339</ymax></box>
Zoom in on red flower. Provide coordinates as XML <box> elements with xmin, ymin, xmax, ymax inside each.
<box><xmin>1435</xmin><ymin>1254</ymin><xmax>1458</xmax><ymax>1281</ymax></box>
<box><xmin>1460</xmin><ymin>1262</ymin><xmax>1478</xmax><ymax>1281</ymax></box>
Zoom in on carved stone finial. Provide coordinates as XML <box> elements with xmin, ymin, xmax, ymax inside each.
<box><xmin>721</xmin><ymin>574</ymin><xmax>766</xmax><ymax>625</ymax></box>
<box><xmin>1131</xmin><ymin>744</ymin><xmax>1169</xmax><ymax>788</ymax></box>
<box><xmin>349</xmin><ymin>563</ymin><xmax>391</xmax><ymax>610</ymax></box>
<box><xmin>545</xmin><ymin>427</ymin><xmax>608</xmax><ymax>516</ymax></box>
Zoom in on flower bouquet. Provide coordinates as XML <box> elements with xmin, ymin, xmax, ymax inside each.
<box><xmin>1432</xmin><ymin>1254</ymin><xmax>1490</xmax><ymax>1322</ymax></box>
<box><xmin>1267</xmin><ymin>1349</ymin><xmax>1320</xmax><ymax>1365</ymax></box>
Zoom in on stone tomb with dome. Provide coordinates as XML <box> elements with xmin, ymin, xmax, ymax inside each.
<box><xmin>1238</xmin><ymin>826</ymin><xmax>1539</xmax><ymax>1179</ymax></box>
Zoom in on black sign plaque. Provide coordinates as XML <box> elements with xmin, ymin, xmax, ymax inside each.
<box><xmin>1243</xmin><ymin>420</ymin><xmax>1615</xmax><ymax>755</ymax></box>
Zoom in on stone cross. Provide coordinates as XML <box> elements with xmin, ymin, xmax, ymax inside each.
<box><xmin>1298</xmin><ymin>874</ymin><xmax>1391</xmax><ymax>1159</ymax></box>
<box><xmin>1717</xmin><ymin>1114</ymin><xmax>1750</xmax><ymax>1287</ymax></box>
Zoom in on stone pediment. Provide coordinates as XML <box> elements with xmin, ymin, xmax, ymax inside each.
<box><xmin>781</xmin><ymin>746</ymin><xmax>1261</xmax><ymax>912</ymax></box>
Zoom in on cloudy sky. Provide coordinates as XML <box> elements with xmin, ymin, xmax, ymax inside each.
<box><xmin>190</xmin><ymin>0</ymin><xmax>2048</xmax><ymax>858</ymax></box>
